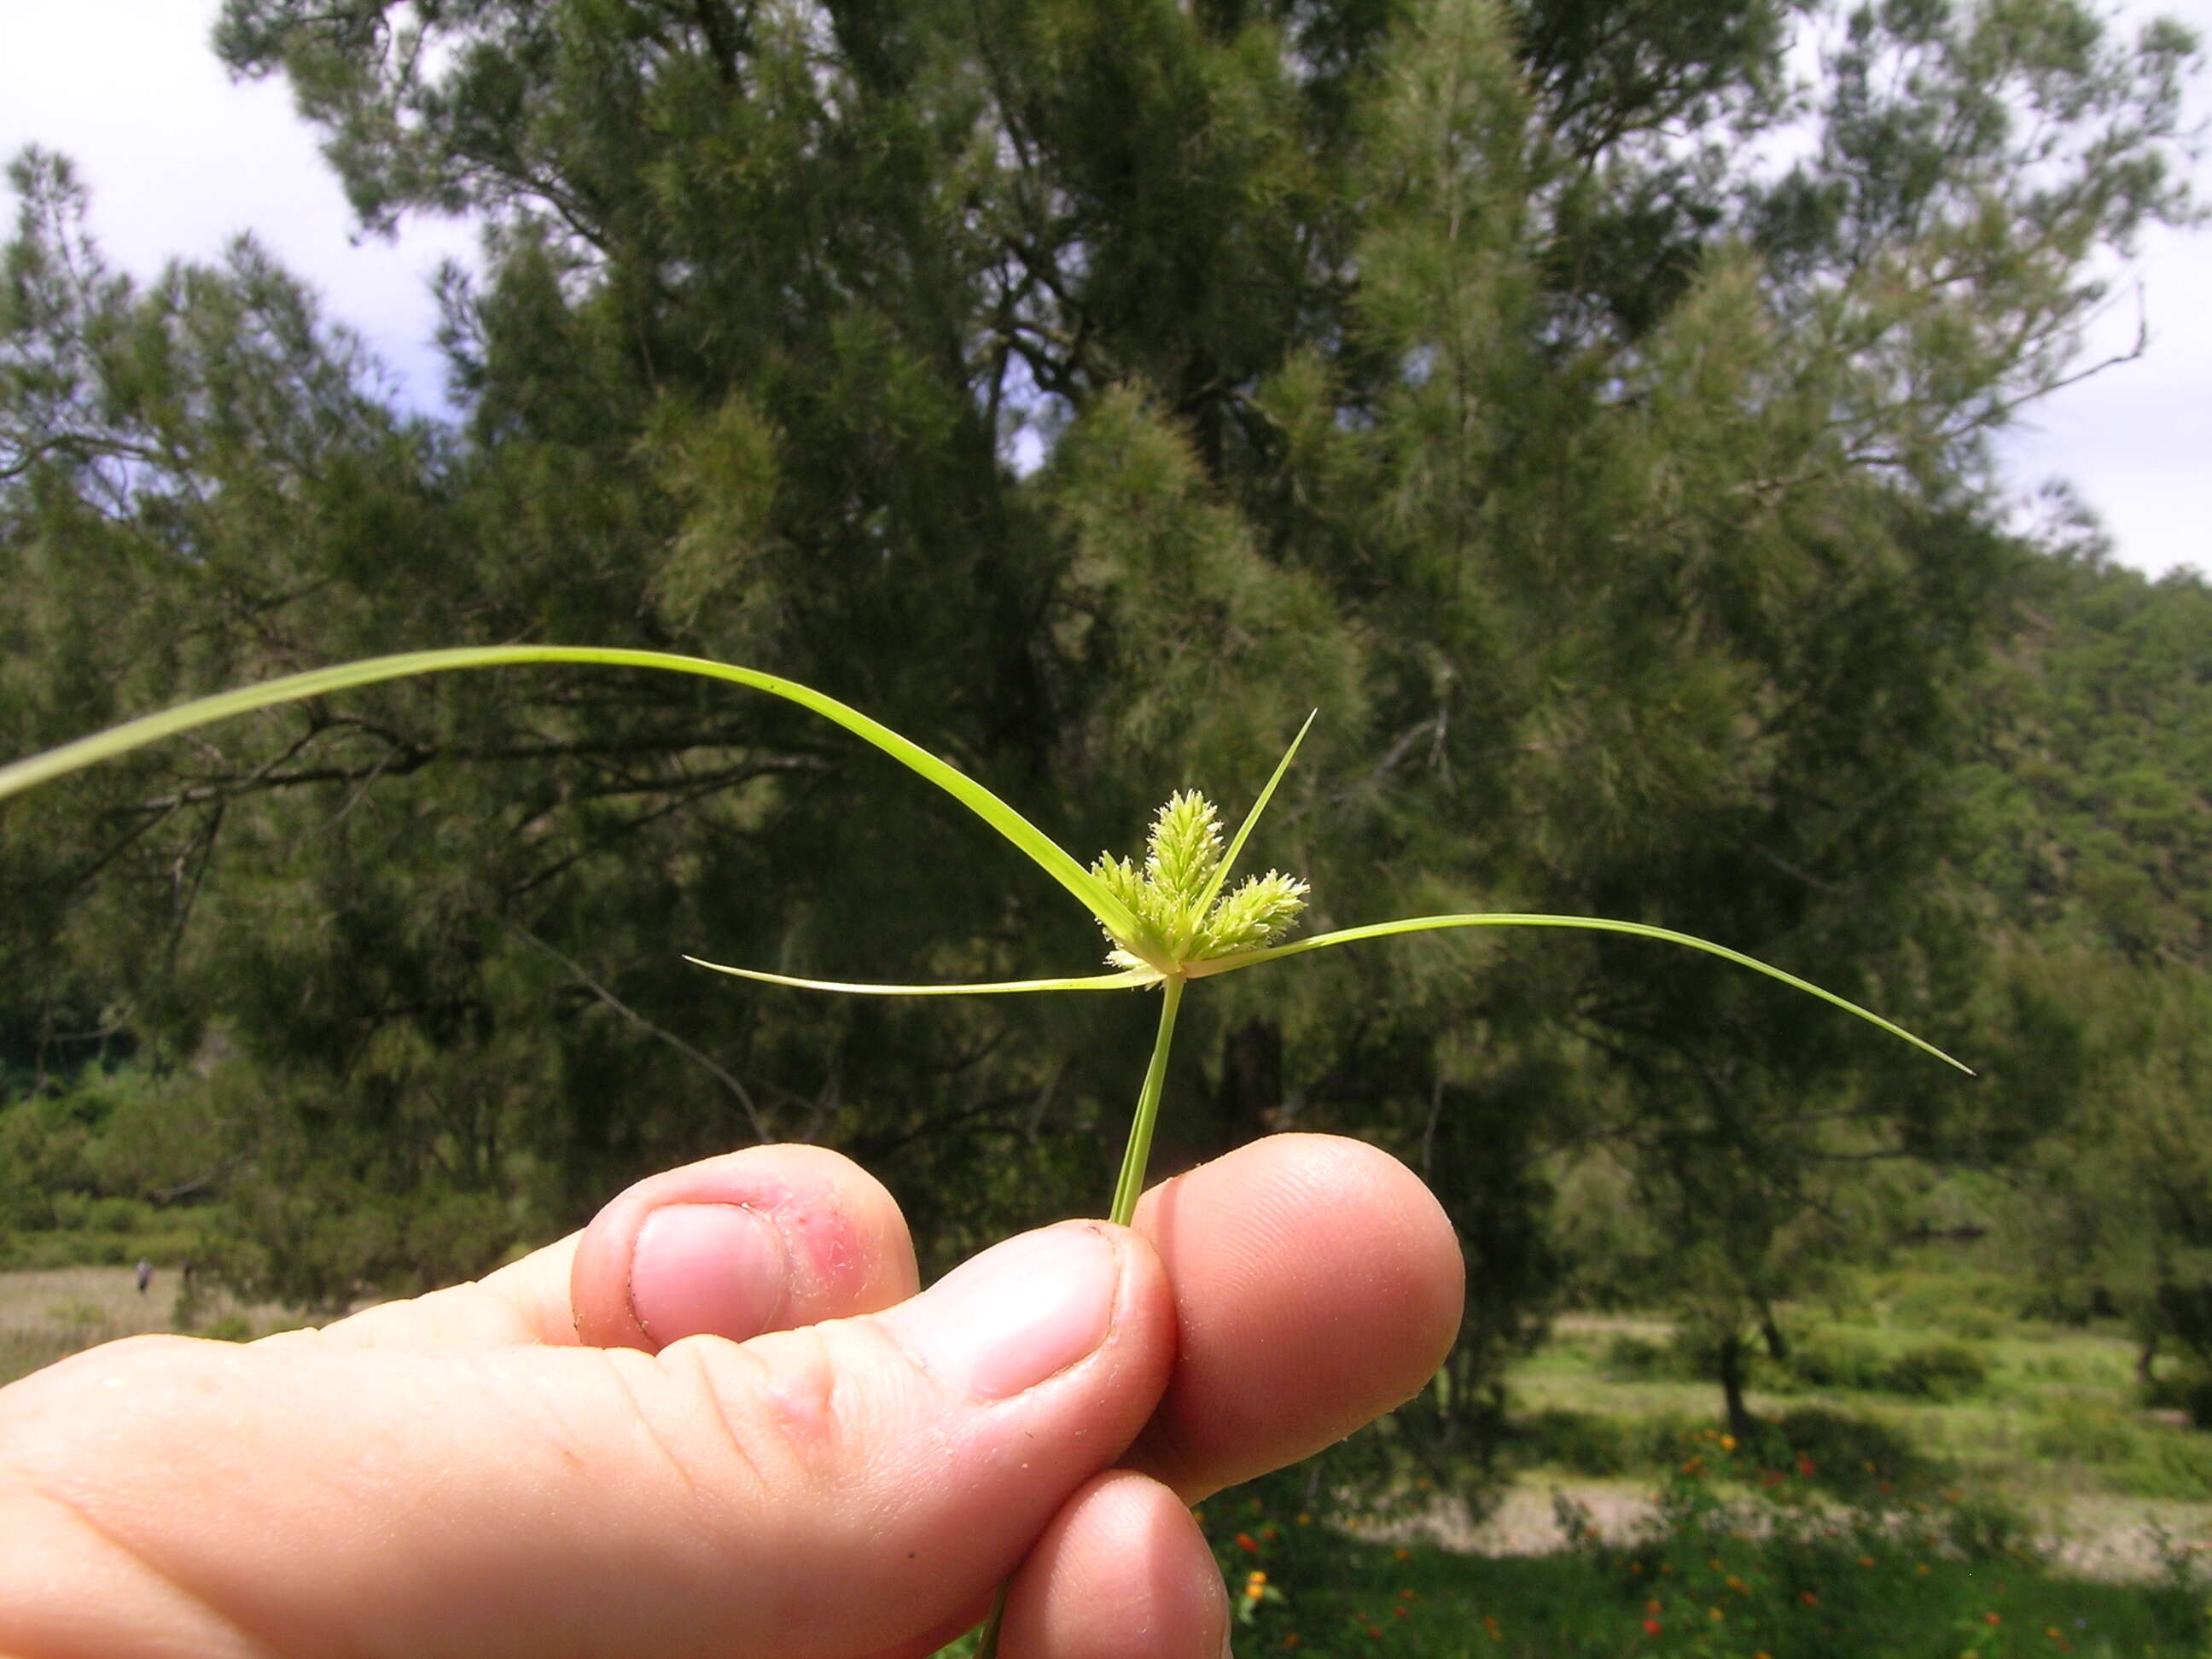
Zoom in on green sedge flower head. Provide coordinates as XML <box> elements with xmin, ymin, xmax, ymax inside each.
<box><xmin>1091</xmin><ymin>790</ymin><xmax>1309</xmax><ymax>971</ymax></box>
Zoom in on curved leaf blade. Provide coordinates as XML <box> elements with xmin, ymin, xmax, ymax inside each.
<box><xmin>684</xmin><ymin>958</ymin><xmax>1161</xmax><ymax>996</ymax></box>
<box><xmin>1186</xmin><ymin>912</ymin><xmax>1974</xmax><ymax>1074</ymax></box>
<box><xmin>0</xmin><ymin>645</ymin><xmax>1144</xmax><ymax>940</ymax></box>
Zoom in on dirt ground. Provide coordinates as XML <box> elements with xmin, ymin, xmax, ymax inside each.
<box><xmin>1377</xmin><ymin>1480</ymin><xmax>2212</xmax><ymax>1584</ymax></box>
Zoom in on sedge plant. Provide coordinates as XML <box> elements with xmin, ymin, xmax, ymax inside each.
<box><xmin>0</xmin><ymin>645</ymin><xmax>1971</xmax><ymax>1650</ymax></box>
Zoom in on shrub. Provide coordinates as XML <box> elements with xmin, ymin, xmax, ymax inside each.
<box><xmin>2142</xmin><ymin>1364</ymin><xmax>2212</xmax><ymax>1429</ymax></box>
<box><xmin>1601</xmin><ymin>1332</ymin><xmax>1685</xmax><ymax>1381</ymax></box>
<box><xmin>1748</xmin><ymin>1408</ymin><xmax>1935</xmax><ymax>1499</ymax></box>
<box><xmin>1882</xmin><ymin>1341</ymin><xmax>1988</xmax><ymax>1400</ymax></box>
<box><xmin>1787</xmin><ymin>1330</ymin><xmax>1891</xmax><ymax>1391</ymax></box>
<box><xmin>2025</xmin><ymin>1395</ymin><xmax>2140</xmax><ymax>1465</ymax></box>
<box><xmin>1786</xmin><ymin>1330</ymin><xmax>1988</xmax><ymax>1400</ymax></box>
<box><xmin>1520</xmin><ymin>1407</ymin><xmax>1638</xmax><ymax>1475</ymax></box>
<box><xmin>1601</xmin><ymin>1327</ymin><xmax>1784</xmax><ymax>1390</ymax></box>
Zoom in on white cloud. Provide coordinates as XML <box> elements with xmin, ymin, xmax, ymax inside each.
<box><xmin>1987</xmin><ymin>0</ymin><xmax>2212</xmax><ymax>581</ymax></box>
<box><xmin>0</xmin><ymin>0</ymin><xmax>473</xmax><ymax>412</ymax></box>
<box><xmin>3</xmin><ymin>0</ymin><xmax>2207</xmax><ymax>577</ymax></box>
<box><xmin>1992</xmin><ymin>211</ymin><xmax>2212</xmax><ymax>583</ymax></box>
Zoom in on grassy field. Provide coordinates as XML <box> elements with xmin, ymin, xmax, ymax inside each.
<box><xmin>1485</xmin><ymin>1253</ymin><xmax>2212</xmax><ymax>1578</ymax></box>
<box><xmin>0</xmin><ymin>1262</ymin><xmax>297</xmax><ymax>1385</ymax></box>
<box><xmin>1216</xmin><ymin>1246</ymin><xmax>2212</xmax><ymax>1656</ymax></box>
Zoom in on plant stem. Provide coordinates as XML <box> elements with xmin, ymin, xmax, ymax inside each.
<box><xmin>978</xmin><ymin>975</ymin><xmax>1189</xmax><ymax>1659</ymax></box>
<box><xmin>1109</xmin><ymin>975</ymin><xmax>1186</xmax><ymax>1227</ymax></box>
<box><xmin>974</xmin><ymin>1583</ymin><xmax>1008</xmax><ymax>1656</ymax></box>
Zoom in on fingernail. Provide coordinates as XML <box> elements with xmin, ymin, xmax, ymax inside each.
<box><xmin>888</xmin><ymin>1223</ymin><xmax>1121</xmax><ymax>1400</ymax></box>
<box><xmin>630</xmin><ymin>1204</ymin><xmax>790</xmax><ymax>1345</ymax></box>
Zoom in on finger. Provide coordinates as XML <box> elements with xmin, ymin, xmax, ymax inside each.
<box><xmin>0</xmin><ymin>1220</ymin><xmax>1172</xmax><ymax>1659</ymax></box>
<box><xmin>570</xmin><ymin>1142</ymin><xmax>920</xmax><ymax>1349</ymax></box>
<box><xmin>1126</xmin><ymin>1132</ymin><xmax>1464</xmax><ymax>1500</ymax></box>
<box><xmin>290</xmin><ymin>1144</ymin><xmax>918</xmax><ymax>1353</ymax></box>
<box><xmin>998</xmin><ymin>1471</ymin><xmax>1229</xmax><ymax>1659</ymax></box>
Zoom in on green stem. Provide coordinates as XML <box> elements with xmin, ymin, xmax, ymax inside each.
<box><xmin>974</xmin><ymin>1582</ymin><xmax>1008</xmax><ymax>1656</ymax></box>
<box><xmin>977</xmin><ymin>976</ymin><xmax>1187</xmax><ymax>1659</ymax></box>
<box><xmin>1109</xmin><ymin>975</ymin><xmax>1186</xmax><ymax>1227</ymax></box>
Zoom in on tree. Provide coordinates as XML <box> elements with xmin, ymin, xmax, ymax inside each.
<box><xmin>1957</xmin><ymin>554</ymin><xmax>2212</xmax><ymax>1381</ymax></box>
<box><xmin>1962</xmin><ymin>553</ymin><xmax>2212</xmax><ymax>975</ymax></box>
<box><xmin>1986</xmin><ymin>947</ymin><xmax>2212</xmax><ymax>1382</ymax></box>
<box><xmin>1</xmin><ymin>0</ymin><xmax>2198</xmax><ymax>1451</ymax></box>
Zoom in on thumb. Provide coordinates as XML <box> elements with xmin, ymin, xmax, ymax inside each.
<box><xmin>0</xmin><ymin>1222</ymin><xmax>1173</xmax><ymax>1659</ymax></box>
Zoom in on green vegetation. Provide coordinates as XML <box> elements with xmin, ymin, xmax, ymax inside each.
<box><xmin>0</xmin><ymin>1061</ymin><xmax>224</xmax><ymax>1271</ymax></box>
<box><xmin>1199</xmin><ymin>1467</ymin><xmax>2209</xmax><ymax>1658</ymax></box>
<box><xmin>1512</xmin><ymin>1252</ymin><xmax>2212</xmax><ymax>1512</ymax></box>
<box><xmin>1164</xmin><ymin>1244</ymin><xmax>2212</xmax><ymax>1656</ymax></box>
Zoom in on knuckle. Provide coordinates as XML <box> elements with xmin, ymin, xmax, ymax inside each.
<box><xmin>667</xmin><ymin>1323</ymin><xmax>865</xmax><ymax>1501</ymax></box>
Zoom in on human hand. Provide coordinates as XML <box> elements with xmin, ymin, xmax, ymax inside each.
<box><xmin>0</xmin><ymin>1132</ymin><xmax>1461</xmax><ymax>1659</ymax></box>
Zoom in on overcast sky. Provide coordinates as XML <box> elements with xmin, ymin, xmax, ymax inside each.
<box><xmin>3</xmin><ymin>0</ymin><xmax>2207</xmax><ymax>579</ymax></box>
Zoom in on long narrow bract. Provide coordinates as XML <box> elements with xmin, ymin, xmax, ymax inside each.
<box><xmin>0</xmin><ymin>645</ymin><xmax>1148</xmax><ymax>949</ymax></box>
<box><xmin>1196</xmin><ymin>710</ymin><xmax>1315</xmax><ymax>917</ymax></box>
<box><xmin>1185</xmin><ymin>912</ymin><xmax>1974</xmax><ymax>1074</ymax></box>
<box><xmin>684</xmin><ymin>960</ymin><xmax>1161</xmax><ymax>995</ymax></box>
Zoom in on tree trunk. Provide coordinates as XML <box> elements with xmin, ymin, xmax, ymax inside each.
<box><xmin>1760</xmin><ymin>1308</ymin><xmax>1790</xmax><ymax>1365</ymax></box>
<box><xmin>1716</xmin><ymin>1331</ymin><xmax>1757</xmax><ymax>1444</ymax></box>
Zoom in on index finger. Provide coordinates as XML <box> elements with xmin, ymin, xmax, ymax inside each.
<box><xmin>284</xmin><ymin>1144</ymin><xmax>920</xmax><ymax>1353</ymax></box>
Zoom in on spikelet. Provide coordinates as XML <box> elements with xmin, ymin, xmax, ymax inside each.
<box><xmin>1203</xmin><ymin>870</ymin><xmax>1311</xmax><ymax>955</ymax></box>
<box><xmin>1090</xmin><ymin>791</ymin><xmax>1307</xmax><ymax>970</ymax></box>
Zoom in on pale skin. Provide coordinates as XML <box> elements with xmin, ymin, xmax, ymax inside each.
<box><xmin>0</xmin><ymin>1132</ymin><xmax>1464</xmax><ymax>1659</ymax></box>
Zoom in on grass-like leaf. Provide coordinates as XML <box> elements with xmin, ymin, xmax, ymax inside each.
<box><xmin>1185</xmin><ymin>912</ymin><xmax>1974</xmax><ymax>1074</ymax></box>
<box><xmin>0</xmin><ymin>645</ymin><xmax>1147</xmax><ymax>948</ymax></box>
<box><xmin>0</xmin><ymin>646</ymin><xmax>1968</xmax><ymax>1073</ymax></box>
<box><xmin>1196</xmin><ymin>710</ymin><xmax>1315</xmax><ymax>918</ymax></box>
<box><xmin>683</xmin><ymin>960</ymin><xmax>1161</xmax><ymax>995</ymax></box>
